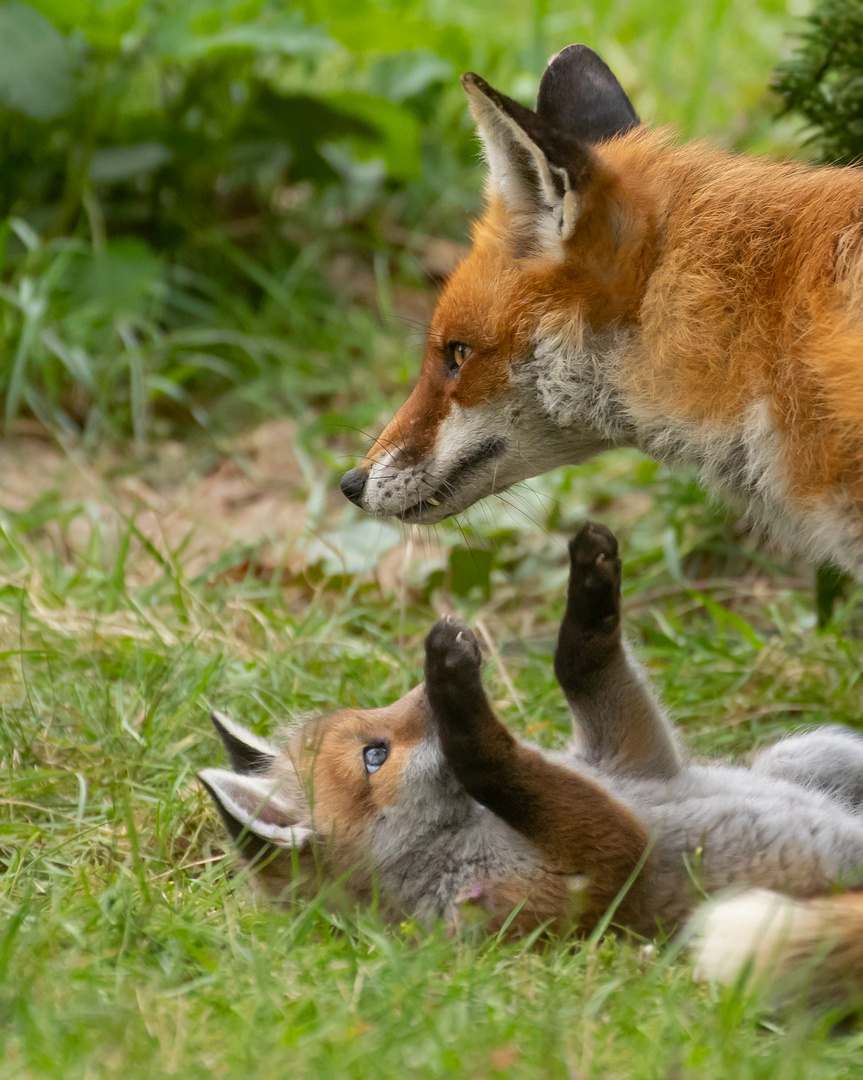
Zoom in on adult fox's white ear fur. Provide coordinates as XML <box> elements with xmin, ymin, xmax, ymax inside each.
<box><xmin>463</xmin><ymin>45</ymin><xmax>638</xmax><ymax>257</ymax></box>
<box><xmin>210</xmin><ymin>710</ymin><xmax>278</xmax><ymax>774</ymax></box>
<box><xmin>198</xmin><ymin>768</ymin><xmax>313</xmax><ymax>859</ymax></box>
<box><xmin>462</xmin><ymin>71</ymin><xmax>588</xmax><ymax>255</ymax></box>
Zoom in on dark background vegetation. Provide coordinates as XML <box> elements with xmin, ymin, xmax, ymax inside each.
<box><xmin>0</xmin><ymin>0</ymin><xmax>838</xmax><ymax>449</ymax></box>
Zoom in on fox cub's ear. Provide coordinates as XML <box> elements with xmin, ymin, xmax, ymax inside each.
<box><xmin>463</xmin><ymin>45</ymin><xmax>638</xmax><ymax>258</ymax></box>
<box><xmin>198</xmin><ymin>768</ymin><xmax>313</xmax><ymax>859</ymax></box>
<box><xmin>210</xmin><ymin>709</ymin><xmax>277</xmax><ymax>774</ymax></box>
<box><xmin>202</xmin><ymin>711</ymin><xmax>312</xmax><ymax>863</ymax></box>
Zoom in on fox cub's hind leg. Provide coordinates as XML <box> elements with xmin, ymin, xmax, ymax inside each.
<box><xmin>425</xmin><ymin>617</ymin><xmax>650</xmax><ymax>924</ymax></box>
<box><xmin>753</xmin><ymin>727</ymin><xmax>863</xmax><ymax>811</ymax></box>
<box><xmin>555</xmin><ymin>523</ymin><xmax>681</xmax><ymax>779</ymax></box>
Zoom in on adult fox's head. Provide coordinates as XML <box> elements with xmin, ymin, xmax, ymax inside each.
<box><xmin>341</xmin><ymin>45</ymin><xmax>659</xmax><ymax>523</ymax></box>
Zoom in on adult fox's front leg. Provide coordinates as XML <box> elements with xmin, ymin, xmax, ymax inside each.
<box><xmin>555</xmin><ymin>523</ymin><xmax>681</xmax><ymax>779</ymax></box>
<box><xmin>424</xmin><ymin>618</ymin><xmax>650</xmax><ymax>925</ymax></box>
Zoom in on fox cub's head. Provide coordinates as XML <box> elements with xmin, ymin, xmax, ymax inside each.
<box><xmin>341</xmin><ymin>45</ymin><xmax>658</xmax><ymax>523</ymax></box>
<box><xmin>199</xmin><ymin>664</ymin><xmax>567</xmax><ymax>929</ymax></box>
<box><xmin>199</xmin><ymin>687</ymin><xmax>468</xmax><ymax>907</ymax></box>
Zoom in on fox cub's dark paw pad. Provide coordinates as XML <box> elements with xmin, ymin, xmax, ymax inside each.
<box><xmin>425</xmin><ymin>616</ymin><xmax>482</xmax><ymax>679</ymax></box>
<box><xmin>566</xmin><ymin>522</ymin><xmax>622</xmax><ymax>629</ymax></box>
<box><xmin>569</xmin><ymin>521</ymin><xmax>620</xmax><ymax>578</ymax></box>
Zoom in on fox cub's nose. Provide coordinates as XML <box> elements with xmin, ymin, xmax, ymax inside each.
<box><xmin>340</xmin><ymin>467</ymin><xmax>367</xmax><ymax>506</ymax></box>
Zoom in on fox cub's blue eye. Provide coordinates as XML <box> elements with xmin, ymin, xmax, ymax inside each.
<box><xmin>363</xmin><ymin>744</ymin><xmax>388</xmax><ymax>774</ymax></box>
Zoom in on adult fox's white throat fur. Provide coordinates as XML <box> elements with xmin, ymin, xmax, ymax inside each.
<box><xmin>341</xmin><ymin>44</ymin><xmax>863</xmax><ymax>578</ymax></box>
<box><xmin>201</xmin><ymin>523</ymin><xmax>863</xmax><ymax>1005</ymax></box>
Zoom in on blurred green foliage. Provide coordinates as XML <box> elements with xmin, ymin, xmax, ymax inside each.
<box><xmin>774</xmin><ymin>0</ymin><xmax>863</xmax><ymax>165</ymax></box>
<box><xmin>0</xmin><ymin>0</ymin><xmax>804</xmax><ymax>441</ymax></box>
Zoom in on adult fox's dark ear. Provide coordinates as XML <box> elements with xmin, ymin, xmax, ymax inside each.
<box><xmin>463</xmin><ymin>46</ymin><xmax>638</xmax><ymax>258</ymax></box>
<box><xmin>536</xmin><ymin>44</ymin><xmax>639</xmax><ymax>144</ymax></box>
<box><xmin>210</xmin><ymin>710</ymin><xmax>277</xmax><ymax>774</ymax></box>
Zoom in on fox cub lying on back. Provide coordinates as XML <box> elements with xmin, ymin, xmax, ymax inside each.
<box><xmin>342</xmin><ymin>45</ymin><xmax>863</xmax><ymax>579</ymax></box>
<box><xmin>202</xmin><ymin>524</ymin><xmax>863</xmax><ymax>1002</ymax></box>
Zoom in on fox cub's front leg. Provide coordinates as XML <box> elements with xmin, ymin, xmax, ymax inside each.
<box><xmin>555</xmin><ymin>523</ymin><xmax>681</xmax><ymax>779</ymax></box>
<box><xmin>425</xmin><ymin>617</ymin><xmax>649</xmax><ymax>924</ymax></box>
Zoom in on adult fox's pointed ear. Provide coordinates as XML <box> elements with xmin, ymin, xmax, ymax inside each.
<box><xmin>536</xmin><ymin>45</ymin><xmax>638</xmax><ymax>144</ymax></box>
<box><xmin>198</xmin><ymin>768</ymin><xmax>313</xmax><ymax>863</ymax></box>
<box><xmin>463</xmin><ymin>45</ymin><xmax>638</xmax><ymax>257</ymax></box>
<box><xmin>210</xmin><ymin>710</ymin><xmax>277</xmax><ymax>774</ymax></box>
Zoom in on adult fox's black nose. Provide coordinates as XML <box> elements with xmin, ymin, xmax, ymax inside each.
<box><xmin>340</xmin><ymin>467</ymin><xmax>367</xmax><ymax>506</ymax></box>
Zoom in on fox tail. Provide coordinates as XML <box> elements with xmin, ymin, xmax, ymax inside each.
<box><xmin>690</xmin><ymin>888</ymin><xmax>863</xmax><ymax>1008</ymax></box>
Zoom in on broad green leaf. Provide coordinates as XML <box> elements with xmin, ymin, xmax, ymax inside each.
<box><xmin>153</xmin><ymin>11</ymin><xmax>338</xmax><ymax>61</ymax></box>
<box><xmin>89</xmin><ymin>143</ymin><xmax>173</xmax><ymax>184</ymax></box>
<box><xmin>28</xmin><ymin>0</ymin><xmax>142</xmax><ymax>48</ymax></box>
<box><xmin>324</xmin><ymin>11</ymin><xmax>469</xmax><ymax>62</ymax></box>
<box><xmin>0</xmin><ymin>1</ymin><xmax>74</xmax><ymax>120</ymax></box>
<box><xmin>376</xmin><ymin>50</ymin><xmax>453</xmax><ymax>102</ymax></box>
<box><xmin>71</xmin><ymin>239</ymin><xmax>164</xmax><ymax>318</ymax></box>
<box><xmin>305</xmin><ymin>520</ymin><xmax>401</xmax><ymax>577</ymax></box>
<box><xmin>449</xmin><ymin>547</ymin><xmax>493</xmax><ymax>599</ymax></box>
<box><xmin>26</xmin><ymin>0</ymin><xmax>90</xmax><ymax>25</ymax></box>
<box><xmin>325</xmin><ymin>91</ymin><xmax>421</xmax><ymax>181</ymax></box>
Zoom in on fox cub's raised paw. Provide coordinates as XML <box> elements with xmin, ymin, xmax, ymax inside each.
<box><xmin>566</xmin><ymin>522</ymin><xmax>622</xmax><ymax>634</ymax></box>
<box><xmin>425</xmin><ymin>616</ymin><xmax>482</xmax><ymax>683</ymax></box>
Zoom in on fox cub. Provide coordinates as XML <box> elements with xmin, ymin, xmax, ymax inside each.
<box><xmin>202</xmin><ymin>523</ymin><xmax>863</xmax><ymax>1003</ymax></box>
<box><xmin>342</xmin><ymin>45</ymin><xmax>863</xmax><ymax>579</ymax></box>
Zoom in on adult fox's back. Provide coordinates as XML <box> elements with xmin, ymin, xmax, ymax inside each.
<box><xmin>341</xmin><ymin>45</ymin><xmax>863</xmax><ymax>577</ymax></box>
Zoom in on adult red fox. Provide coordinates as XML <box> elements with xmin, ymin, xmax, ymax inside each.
<box><xmin>202</xmin><ymin>524</ymin><xmax>863</xmax><ymax>1006</ymax></box>
<box><xmin>340</xmin><ymin>45</ymin><xmax>863</xmax><ymax>577</ymax></box>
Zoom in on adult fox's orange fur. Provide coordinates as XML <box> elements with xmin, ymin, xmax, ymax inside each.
<box><xmin>340</xmin><ymin>45</ymin><xmax>863</xmax><ymax>577</ymax></box>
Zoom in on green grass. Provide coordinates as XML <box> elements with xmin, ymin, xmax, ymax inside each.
<box><xmin>8</xmin><ymin>0</ymin><xmax>863</xmax><ymax>1076</ymax></box>
<box><xmin>4</xmin><ymin>441</ymin><xmax>863</xmax><ymax>1079</ymax></box>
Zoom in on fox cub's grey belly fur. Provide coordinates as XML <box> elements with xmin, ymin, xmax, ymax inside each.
<box><xmin>426</xmin><ymin>522</ymin><xmax>863</xmax><ymax>933</ymax></box>
<box><xmin>601</xmin><ymin>745</ymin><xmax>863</xmax><ymax>928</ymax></box>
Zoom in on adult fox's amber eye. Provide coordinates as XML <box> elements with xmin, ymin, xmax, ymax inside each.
<box><xmin>445</xmin><ymin>341</ymin><xmax>473</xmax><ymax>378</ymax></box>
<box><xmin>363</xmin><ymin>744</ymin><xmax>389</xmax><ymax>774</ymax></box>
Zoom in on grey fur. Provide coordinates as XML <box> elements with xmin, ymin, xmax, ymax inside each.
<box><xmin>561</xmin><ymin>642</ymin><xmax>682</xmax><ymax>780</ymax></box>
<box><xmin>205</xmin><ymin>654</ymin><xmax>863</xmax><ymax>934</ymax></box>
<box><xmin>752</xmin><ymin>726</ymin><xmax>863</xmax><ymax>811</ymax></box>
<box><xmin>369</xmin><ymin>737</ymin><xmax>544</xmax><ymax>923</ymax></box>
<box><xmin>367</xmin><ymin>650</ymin><xmax>863</xmax><ymax>930</ymax></box>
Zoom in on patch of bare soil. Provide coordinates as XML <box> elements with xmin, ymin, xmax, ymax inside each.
<box><xmin>0</xmin><ymin>420</ymin><xmax>321</xmax><ymax>584</ymax></box>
